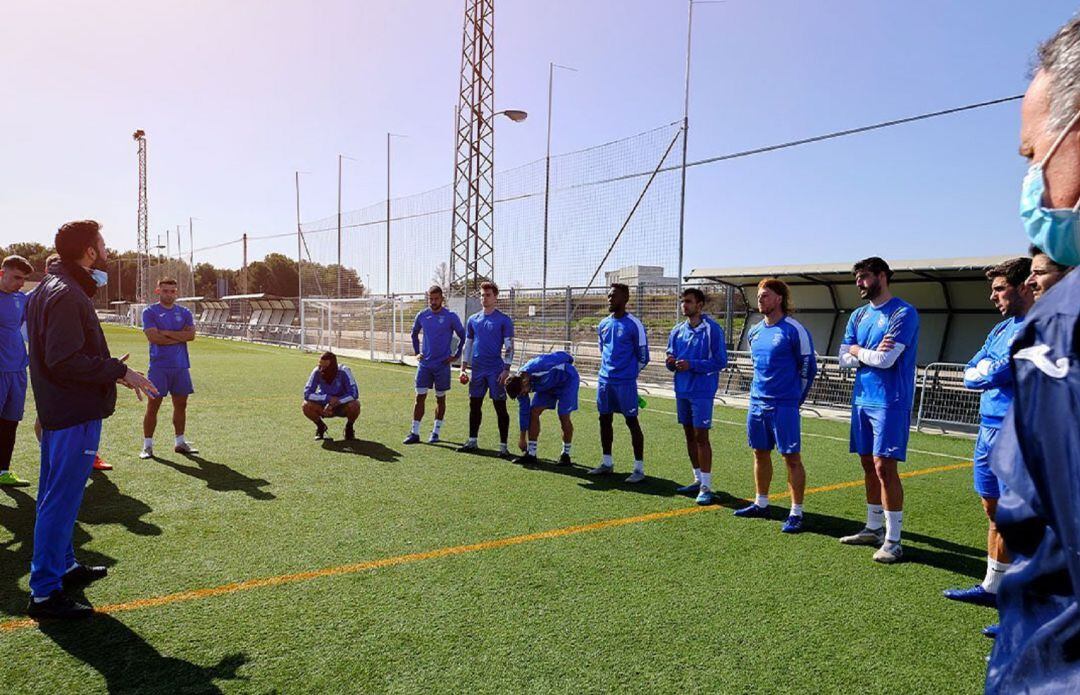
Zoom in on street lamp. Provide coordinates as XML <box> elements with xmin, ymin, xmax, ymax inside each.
<box><xmin>496</xmin><ymin>109</ymin><xmax>528</xmax><ymax>123</ymax></box>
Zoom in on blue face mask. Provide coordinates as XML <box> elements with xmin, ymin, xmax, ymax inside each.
<box><xmin>1021</xmin><ymin>109</ymin><xmax>1080</xmax><ymax>266</ymax></box>
<box><xmin>90</xmin><ymin>269</ymin><xmax>108</xmax><ymax>287</ymax></box>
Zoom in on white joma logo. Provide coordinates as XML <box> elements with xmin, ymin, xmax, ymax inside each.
<box><xmin>1014</xmin><ymin>344</ymin><xmax>1070</xmax><ymax>379</ymax></box>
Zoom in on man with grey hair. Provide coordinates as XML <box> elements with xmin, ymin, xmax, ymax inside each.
<box><xmin>986</xmin><ymin>14</ymin><xmax>1080</xmax><ymax>692</ymax></box>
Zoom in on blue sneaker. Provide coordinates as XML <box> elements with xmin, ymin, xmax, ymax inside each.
<box><xmin>943</xmin><ymin>585</ymin><xmax>997</xmax><ymax>608</ymax></box>
<box><xmin>733</xmin><ymin>503</ymin><xmax>770</xmax><ymax>519</ymax></box>
<box><xmin>676</xmin><ymin>481</ymin><xmax>701</xmax><ymax>496</ymax></box>
<box><xmin>695</xmin><ymin>487</ymin><xmax>714</xmax><ymax>505</ymax></box>
<box><xmin>427</xmin><ymin>432</ymin><xmax>440</xmax><ymax>444</ymax></box>
<box><xmin>982</xmin><ymin>624</ymin><xmax>999</xmax><ymax>639</ymax></box>
<box><xmin>403</xmin><ymin>433</ymin><xmax>421</xmax><ymax>445</ymax></box>
<box><xmin>781</xmin><ymin>515</ymin><xmax>804</xmax><ymax>533</ymax></box>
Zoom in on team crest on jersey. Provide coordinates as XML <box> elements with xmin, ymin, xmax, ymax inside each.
<box><xmin>616</xmin><ymin>325</ymin><xmax>625</xmax><ymax>338</ymax></box>
<box><xmin>772</xmin><ymin>332</ymin><xmax>783</xmax><ymax>346</ymax></box>
<box><xmin>877</xmin><ymin>315</ymin><xmax>887</xmax><ymax>328</ymax></box>
<box><xmin>437</xmin><ymin>316</ymin><xmax>444</xmax><ymax>324</ymax></box>
<box><xmin>485</xmin><ymin>321</ymin><xmax>493</xmax><ymax>331</ymax></box>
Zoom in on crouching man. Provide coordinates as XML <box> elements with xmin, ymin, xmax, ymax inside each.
<box><xmin>301</xmin><ymin>352</ymin><xmax>359</xmax><ymax>441</ymax></box>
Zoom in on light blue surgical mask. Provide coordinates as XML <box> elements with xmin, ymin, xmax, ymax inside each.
<box><xmin>90</xmin><ymin>269</ymin><xmax>108</xmax><ymax>287</ymax></box>
<box><xmin>1021</xmin><ymin>108</ymin><xmax>1080</xmax><ymax>266</ymax></box>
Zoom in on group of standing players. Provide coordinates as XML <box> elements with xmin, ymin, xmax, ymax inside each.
<box><xmin>391</xmin><ymin>257</ymin><xmax>921</xmax><ymax>559</ymax></box>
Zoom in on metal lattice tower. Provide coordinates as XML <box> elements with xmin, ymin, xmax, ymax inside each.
<box><xmin>449</xmin><ymin>0</ymin><xmax>496</xmax><ymax>297</ymax></box>
<box><xmin>133</xmin><ymin>130</ymin><xmax>150</xmax><ymax>303</ymax></box>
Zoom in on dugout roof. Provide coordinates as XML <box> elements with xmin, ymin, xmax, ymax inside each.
<box><xmin>687</xmin><ymin>255</ymin><xmax>1016</xmax><ymax>364</ymax></box>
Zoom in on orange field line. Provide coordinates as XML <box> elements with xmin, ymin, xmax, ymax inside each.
<box><xmin>0</xmin><ymin>460</ymin><xmax>968</xmax><ymax>634</ymax></box>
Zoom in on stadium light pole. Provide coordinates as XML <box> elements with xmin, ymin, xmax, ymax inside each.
<box><xmin>542</xmin><ymin>63</ymin><xmax>576</xmax><ymax>345</ymax></box>
<box><xmin>386</xmin><ymin>133</ymin><xmax>407</xmax><ymax>298</ymax></box>
<box><xmin>337</xmin><ymin>154</ymin><xmax>357</xmax><ymax>298</ymax></box>
<box><xmin>678</xmin><ymin>0</ymin><xmax>723</xmax><ymax>301</ymax></box>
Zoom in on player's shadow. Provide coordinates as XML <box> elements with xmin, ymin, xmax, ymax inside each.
<box><xmin>522</xmin><ymin>458</ymin><xmax>717</xmax><ymax>501</ymax></box>
<box><xmin>740</xmin><ymin>507</ymin><xmax>986</xmax><ymax>579</ymax></box>
<box><xmin>0</xmin><ymin>488</ymin><xmax>116</xmax><ymax>617</ymax></box>
<box><xmin>80</xmin><ymin>472</ymin><xmax>163</xmax><ymax>537</ymax></box>
<box><xmin>322</xmin><ymin>439</ymin><xmax>401</xmax><ymax>463</ymax></box>
<box><xmin>158</xmin><ymin>454</ymin><xmax>276</xmax><ymax>501</ymax></box>
<box><xmin>38</xmin><ymin>611</ymin><xmax>247</xmax><ymax>694</ymax></box>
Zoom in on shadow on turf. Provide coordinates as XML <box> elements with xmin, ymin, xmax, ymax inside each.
<box><xmin>80</xmin><ymin>472</ymin><xmax>163</xmax><ymax>537</ymax></box>
<box><xmin>725</xmin><ymin>506</ymin><xmax>986</xmax><ymax>579</ymax></box>
<box><xmin>0</xmin><ymin>488</ymin><xmax>116</xmax><ymax>617</ymax></box>
<box><xmin>514</xmin><ymin>457</ymin><xmax>726</xmax><ymax>501</ymax></box>
<box><xmin>38</xmin><ymin>610</ymin><xmax>248</xmax><ymax>693</ymax></box>
<box><xmin>157</xmin><ymin>454</ymin><xmax>276</xmax><ymax>501</ymax></box>
<box><xmin>321</xmin><ymin>438</ymin><xmax>401</xmax><ymax>462</ymax></box>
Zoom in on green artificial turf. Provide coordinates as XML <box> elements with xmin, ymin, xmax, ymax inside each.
<box><xmin>0</xmin><ymin>326</ymin><xmax>994</xmax><ymax>693</ymax></box>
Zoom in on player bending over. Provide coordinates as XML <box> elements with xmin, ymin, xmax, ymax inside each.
<box><xmin>457</xmin><ymin>282</ymin><xmax>515</xmax><ymax>458</ymax></box>
<box><xmin>404</xmin><ymin>285</ymin><xmax>465</xmax><ymax>445</ymax></box>
<box><xmin>302</xmin><ymin>352</ymin><xmax>360</xmax><ymax>440</ymax></box>
<box><xmin>666</xmin><ymin>288</ymin><xmax>727</xmax><ymax>505</ymax></box>
<box><xmin>505</xmin><ymin>350</ymin><xmax>579</xmax><ymax>467</ymax></box>
<box><xmin>589</xmin><ymin>283</ymin><xmax>649</xmax><ymax>483</ymax></box>
<box><xmin>733</xmin><ymin>279</ymin><xmax>816</xmax><ymax>533</ymax></box>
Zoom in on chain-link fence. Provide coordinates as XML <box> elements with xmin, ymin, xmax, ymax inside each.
<box><xmin>915</xmin><ymin>362</ymin><xmax>981</xmax><ymax>433</ymax></box>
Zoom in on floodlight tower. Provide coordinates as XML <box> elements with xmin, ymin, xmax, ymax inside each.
<box><xmin>133</xmin><ymin>129</ymin><xmax>150</xmax><ymax>303</ymax></box>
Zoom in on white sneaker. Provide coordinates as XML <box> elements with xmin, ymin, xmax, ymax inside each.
<box><xmin>873</xmin><ymin>541</ymin><xmax>904</xmax><ymax>564</ymax></box>
<box><xmin>138</xmin><ymin>447</ymin><xmax>154</xmax><ymax>460</ymax></box>
<box><xmin>586</xmin><ymin>464</ymin><xmax>614</xmax><ymax>476</ymax></box>
<box><xmin>625</xmin><ymin>470</ymin><xmax>646</xmax><ymax>484</ymax></box>
<box><xmin>174</xmin><ymin>442</ymin><xmax>199</xmax><ymax>455</ymax></box>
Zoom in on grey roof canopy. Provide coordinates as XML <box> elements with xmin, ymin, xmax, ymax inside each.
<box><xmin>687</xmin><ymin>255</ymin><xmax>1018</xmax><ymax>365</ymax></box>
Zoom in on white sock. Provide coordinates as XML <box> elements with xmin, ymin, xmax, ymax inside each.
<box><xmin>527</xmin><ymin>441</ymin><xmax>537</xmax><ymax>456</ymax></box>
<box><xmin>692</xmin><ymin>468</ymin><xmax>702</xmax><ymax>483</ymax></box>
<box><xmin>466</xmin><ymin>437</ymin><xmax>477</xmax><ymax>446</ymax></box>
<box><xmin>499</xmin><ymin>442</ymin><xmax>508</xmax><ymax>454</ymax></box>
<box><xmin>790</xmin><ymin>503</ymin><xmax>804</xmax><ymax>517</ymax></box>
<box><xmin>633</xmin><ymin>460</ymin><xmax>644</xmax><ymax>474</ymax></box>
<box><xmin>32</xmin><ymin>595</ymin><xmax>49</xmax><ymax>603</ymax></box>
<box><xmin>866</xmin><ymin>504</ymin><xmax>885</xmax><ymax>531</ymax></box>
<box><xmin>175</xmin><ymin>434</ymin><xmax>186</xmax><ymax>446</ymax></box>
<box><xmin>143</xmin><ymin>437</ymin><xmax>153</xmax><ymax>449</ymax></box>
<box><xmin>982</xmin><ymin>557</ymin><xmax>1011</xmax><ymax>593</ymax></box>
<box><xmin>602</xmin><ymin>454</ymin><xmax>613</xmax><ymax>468</ymax></box>
<box><xmin>755</xmin><ymin>494</ymin><xmax>769</xmax><ymax>509</ymax></box>
<box><xmin>432</xmin><ymin>420</ymin><xmax>443</xmax><ymax>435</ymax></box>
<box><xmin>66</xmin><ymin>562</ymin><xmax>79</xmax><ymax>573</ymax></box>
<box><xmin>411</xmin><ymin>420</ymin><xmax>420</xmax><ymax>435</ymax></box>
<box><xmin>700</xmin><ymin>472</ymin><xmax>712</xmax><ymax>490</ymax></box>
<box><xmin>562</xmin><ymin>442</ymin><xmax>572</xmax><ymax>455</ymax></box>
<box><xmin>884</xmin><ymin>510</ymin><xmax>903</xmax><ymax>543</ymax></box>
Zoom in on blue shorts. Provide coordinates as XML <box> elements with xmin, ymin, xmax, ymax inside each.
<box><xmin>469</xmin><ymin>369</ymin><xmax>507</xmax><ymax>400</ymax></box>
<box><xmin>0</xmin><ymin>370</ymin><xmax>27</xmax><ymax>421</ymax></box>
<box><xmin>596</xmin><ymin>379</ymin><xmax>639</xmax><ymax>417</ymax></box>
<box><xmin>973</xmin><ymin>425</ymin><xmax>1003</xmax><ymax>499</ymax></box>
<box><xmin>415</xmin><ymin>362</ymin><xmax>451</xmax><ymax>395</ymax></box>
<box><xmin>148</xmin><ymin>367</ymin><xmax>194</xmax><ymax>398</ymax></box>
<box><xmin>677</xmin><ymin>396</ymin><xmax>714</xmax><ymax>430</ymax></box>
<box><xmin>532</xmin><ymin>372</ymin><xmax>580</xmax><ymax>416</ymax></box>
<box><xmin>747</xmin><ymin>403</ymin><xmax>801</xmax><ymax>453</ymax></box>
<box><xmin>849</xmin><ymin>405</ymin><xmax>910</xmax><ymax>461</ymax></box>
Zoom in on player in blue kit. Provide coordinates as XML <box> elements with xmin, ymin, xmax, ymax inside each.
<box><xmin>837</xmin><ymin>257</ymin><xmax>920</xmax><ymax>563</ymax></box>
<box><xmin>589</xmin><ymin>283</ymin><xmax>649</xmax><ymax>483</ymax></box>
<box><xmin>458</xmin><ymin>282</ymin><xmax>515</xmax><ymax>457</ymax></box>
<box><xmin>734</xmin><ymin>279</ymin><xmax>816</xmax><ymax>532</ymax></box>
<box><xmin>505</xmin><ymin>351</ymin><xmax>579</xmax><ymax>467</ymax></box>
<box><xmin>140</xmin><ymin>278</ymin><xmax>198</xmax><ymax>459</ymax></box>
<box><xmin>404</xmin><ymin>285</ymin><xmax>465</xmax><ymax>445</ymax></box>
<box><xmin>942</xmin><ymin>258</ymin><xmax>1032</xmax><ymax>610</ymax></box>
<box><xmin>665</xmin><ymin>288</ymin><xmax>726</xmax><ymax>505</ymax></box>
<box><xmin>0</xmin><ymin>255</ymin><xmax>34</xmax><ymax>487</ymax></box>
<box><xmin>302</xmin><ymin>351</ymin><xmax>360</xmax><ymax>440</ymax></box>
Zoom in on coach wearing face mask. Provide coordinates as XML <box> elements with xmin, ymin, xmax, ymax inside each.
<box><xmin>24</xmin><ymin>220</ymin><xmax>157</xmax><ymax>620</ymax></box>
<box><xmin>985</xmin><ymin>15</ymin><xmax>1080</xmax><ymax>693</ymax></box>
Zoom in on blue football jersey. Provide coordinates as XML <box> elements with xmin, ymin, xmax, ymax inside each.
<box><xmin>0</xmin><ymin>290</ymin><xmax>28</xmax><ymax>372</ymax></box>
<box><xmin>597</xmin><ymin>313</ymin><xmax>649</xmax><ymax>382</ymax></box>
<box><xmin>465</xmin><ymin>309</ymin><xmax>514</xmax><ymax>373</ymax></box>
<box><xmin>747</xmin><ymin>316</ymin><xmax>816</xmax><ymax>406</ymax></box>
<box><xmin>411</xmin><ymin>308</ymin><xmax>465</xmax><ymax>366</ymax></box>
<box><xmin>142</xmin><ymin>303</ymin><xmax>194</xmax><ymax>370</ymax></box>
<box><xmin>964</xmin><ymin>316</ymin><xmax>1026</xmax><ymax>427</ymax></box>
<box><xmin>842</xmin><ymin>297</ymin><xmax>920</xmax><ymax>410</ymax></box>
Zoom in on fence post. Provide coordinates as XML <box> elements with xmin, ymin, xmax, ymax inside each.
<box><xmin>299</xmin><ymin>298</ymin><xmax>306</xmax><ymax>350</ymax></box>
<box><xmin>564</xmin><ymin>286</ymin><xmax>572</xmax><ymax>349</ymax></box>
<box><xmin>369</xmin><ymin>298</ymin><xmax>376</xmax><ymax>362</ymax></box>
<box><xmin>915</xmin><ymin>365</ymin><xmax>931</xmax><ymax>432</ymax></box>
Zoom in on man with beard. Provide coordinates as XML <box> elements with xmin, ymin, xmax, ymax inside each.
<box><xmin>1026</xmin><ymin>245</ymin><xmax>1074</xmax><ymax>300</ymax></box>
<box><xmin>403</xmin><ymin>285</ymin><xmax>465</xmax><ymax>445</ymax></box>
<box><xmin>25</xmin><ymin>219</ymin><xmax>157</xmax><ymax>618</ymax></box>
<box><xmin>302</xmin><ymin>352</ymin><xmax>360</xmax><ymax>440</ymax></box>
<box><xmin>943</xmin><ymin>258</ymin><xmax>1032</xmax><ymax>617</ymax></box>
<box><xmin>139</xmin><ymin>278</ymin><xmax>197</xmax><ymax>459</ymax></box>
<box><xmin>836</xmin><ymin>257</ymin><xmax>920</xmax><ymax>564</ymax></box>
<box><xmin>986</xmin><ymin>17</ymin><xmax>1080</xmax><ymax>689</ymax></box>
<box><xmin>457</xmin><ymin>282</ymin><xmax>515</xmax><ymax>457</ymax></box>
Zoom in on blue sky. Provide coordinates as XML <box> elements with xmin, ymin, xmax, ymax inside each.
<box><xmin>1</xmin><ymin>0</ymin><xmax>1076</xmax><ymax>274</ymax></box>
